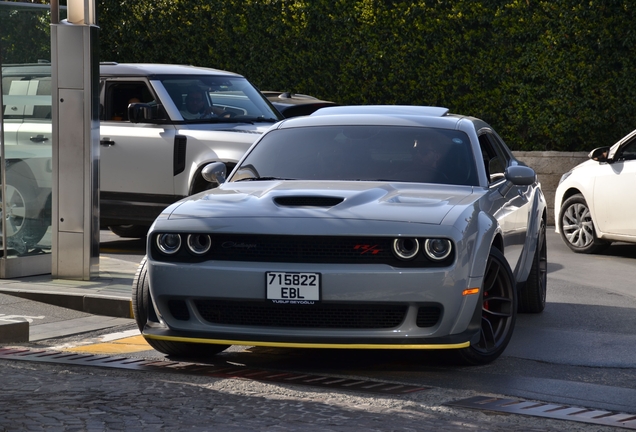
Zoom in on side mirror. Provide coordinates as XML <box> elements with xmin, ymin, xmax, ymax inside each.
<box><xmin>128</xmin><ymin>103</ymin><xmax>155</xmax><ymax>123</ymax></box>
<box><xmin>588</xmin><ymin>146</ymin><xmax>610</xmax><ymax>162</ymax></box>
<box><xmin>505</xmin><ymin>165</ymin><xmax>536</xmax><ymax>185</ymax></box>
<box><xmin>202</xmin><ymin>162</ymin><xmax>227</xmax><ymax>185</ymax></box>
<box><xmin>499</xmin><ymin>165</ymin><xmax>536</xmax><ymax>196</ymax></box>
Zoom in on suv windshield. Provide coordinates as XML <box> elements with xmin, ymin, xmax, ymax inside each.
<box><xmin>231</xmin><ymin>125</ymin><xmax>479</xmax><ymax>186</ymax></box>
<box><xmin>160</xmin><ymin>75</ymin><xmax>282</xmax><ymax>123</ymax></box>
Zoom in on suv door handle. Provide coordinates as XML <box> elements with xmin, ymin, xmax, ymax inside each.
<box><xmin>100</xmin><ymin>138</ymin><xmax>115</xmax><ymax>147</ymax></box>
<box><xmin>30</xmin><ymin>135</ymin><xmax>49</xmax><ymax>143</ymax></box>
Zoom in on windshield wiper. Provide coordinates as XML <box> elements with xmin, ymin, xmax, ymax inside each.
<box><xmin>235</xmin><ymin>176</ymin><xmax>296</xmax><ymax>182</ymax></box>
<box><xmin>252</xmin><ymin>117</ymin><xmax>279</xmax><ymax>123</ymax></box>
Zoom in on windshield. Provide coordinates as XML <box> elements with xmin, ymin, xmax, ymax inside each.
<box><xmin>159</xmin><ymin>75</ymin><xmax>283</xmax><ymax>122</ymax></box>
<box><xmin>231</xmin><ymin>125</ymin><xmax>479</xmax><ymax>186</ymax></box>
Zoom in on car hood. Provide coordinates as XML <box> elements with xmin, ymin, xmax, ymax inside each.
<box><xmin>167</xmin><ymin>181</ymin><xmax>479</xmax><ymax>226</ymax></box>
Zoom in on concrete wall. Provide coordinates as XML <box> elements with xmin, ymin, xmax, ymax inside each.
<box><xmin>513</xmin><ymin>151</ymin><xmax>588</xmax><ymax>226</ymax></box>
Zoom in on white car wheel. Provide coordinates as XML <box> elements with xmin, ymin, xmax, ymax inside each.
<box><xmin>559</xmin><ymin>194</ymin><xmax>609</xmax><ymax>254</ymax></box>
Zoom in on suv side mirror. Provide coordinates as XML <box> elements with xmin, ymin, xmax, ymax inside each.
<box><xmin>588</xmin><ymin>146</ymin><xmax>610</xmax><ymax>162</ymax></box>
<box><xmin>128</xmin><ymin>103</ymin><xmax>156</xmax><ymax>123</ymax></box>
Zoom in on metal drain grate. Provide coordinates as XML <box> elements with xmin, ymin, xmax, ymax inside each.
<box><xmin>446</xmin><ymin>395</ymin><xmax>636</xmax><ymax>430</ymax></box>
<box><xmin>0</xmin><ymin>347</ymin><xmax>427</xmax><ymax>395</ymax></box>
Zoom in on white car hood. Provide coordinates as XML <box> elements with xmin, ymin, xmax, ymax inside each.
<box><xmin>167</xmin><ymin>181</ymin><xmax>478</xmax><ymax>225</ymax></box>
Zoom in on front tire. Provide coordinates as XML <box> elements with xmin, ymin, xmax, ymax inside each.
<box><xmin>518</xmin><ymin>218</ymin><xmax>547</xmax><ymax>313</ymax></box>
<box><xmin>559</xmin><ymin>193</ymin><xmax>609</xmax><ymax>254</ymax></box>
<box><xmin>132</xmin><ymin>257</ymin><xmax>229</xmax><ymax>358</ymax></box>
<box><xmin>456</xmin><ymin>247</ymin><xmax>517</xmax><ymax>365</ymax></box>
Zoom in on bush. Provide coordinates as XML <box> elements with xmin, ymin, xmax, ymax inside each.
<box><xmin>5</xmin><ymin>1</ymin><xmax>634</xmax><ymax>152</ymax></box>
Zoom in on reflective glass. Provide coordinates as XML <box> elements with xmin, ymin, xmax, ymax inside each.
<box><xmin>0</xmin><ymin>3</ymin><xmax>64</xmax><ymax>258</ymax></box>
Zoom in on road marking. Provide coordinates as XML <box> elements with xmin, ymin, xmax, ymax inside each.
<box><xmin>66</xmin><ymin>335</ymin><xmax>151</xmax><ymax>354</ymax></box>
<box><xmin>100</xmin><ymin>329</ymin><xmax>140</xmax><ymax>342</ymax></box>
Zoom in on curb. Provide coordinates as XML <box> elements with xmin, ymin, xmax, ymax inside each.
<box><xmin>0</xmin><ymin>320</ymin><xmax>29</xmax><ymax>343</ymax></box>
<box><xmin>0</xmin><ymin>288</ymin><xmax>133</xmax><ymax>319</ymax></box>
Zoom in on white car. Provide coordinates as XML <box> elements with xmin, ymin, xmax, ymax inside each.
<box><xmin>555</xmin><ymin>129</ymin><xmax>636</xmax><ymax>253</ymax></box>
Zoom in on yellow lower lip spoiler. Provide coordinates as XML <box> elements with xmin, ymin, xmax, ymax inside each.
<box><xmin>144</xmin><ymin>334</ymin><xmax>470</xmax><ymax>350</ymax></box>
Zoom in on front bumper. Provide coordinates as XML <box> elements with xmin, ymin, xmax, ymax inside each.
<box><xmin>145</xmin><ymin>259</ymin><xmax>483</xmax><ymax>349</ymax></box>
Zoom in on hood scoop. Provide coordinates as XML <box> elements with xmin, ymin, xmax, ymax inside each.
<box><xmin>274</xmin><ymin>196</ymin><xmax>344</xmax><ymax>207</ymax></box>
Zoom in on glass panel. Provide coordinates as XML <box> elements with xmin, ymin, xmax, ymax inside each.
<box><xmin>0</xmin><ymin>3</ymin><xmax>64</xmax><ymax>258</ymax></box>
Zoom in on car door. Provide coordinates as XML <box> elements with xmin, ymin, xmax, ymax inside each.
<box><xmin>99</xmin><ymin>78</ymin><xmax>176</xmax><ymax>197</ymax></box>
<box><xmin>479</xmin><ymin>131</ymin><xmax>530</xmax><ymax>272</ymax></box>
<box><xmin>592</xmin><ymin>139</ymin><xmax>636</xmax><ymax>236</ymax></box>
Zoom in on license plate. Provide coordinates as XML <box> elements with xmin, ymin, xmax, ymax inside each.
<box><xmin>266</xmin><ymin>272</ymin><xmax>321</xmax><ymax>304</ymax></box>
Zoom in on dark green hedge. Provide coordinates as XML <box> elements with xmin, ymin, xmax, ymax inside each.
<box><xmin>4</xmin><ymin>1</ymin><xmax>636</xmax><ymax>151</ymax></box>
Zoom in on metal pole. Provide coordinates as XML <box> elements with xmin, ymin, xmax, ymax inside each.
<box><xmin>0</xmin><ymin>45</ymin><xmax>6</xmax><ymax>260</ymax></box>
<box><xmin>50</xmin><ymin>0</ymin><xmax>59</xmax><ymax>24</ymax></box>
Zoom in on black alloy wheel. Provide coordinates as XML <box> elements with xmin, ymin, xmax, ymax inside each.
<box><xmin>457</xmin><ymin>247</ymin><xmax>517</xmax><ymax>365</ymax></box>
<box><xmin>518</xmin><ymin>218</ymin><xmax>547</xmax><ymax>313</ymax></box>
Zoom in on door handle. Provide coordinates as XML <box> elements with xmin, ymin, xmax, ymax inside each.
<box><xmin>30</xmin><ymin>134</ymin><xmax>49</xmax><ymax>143</ymax></box>
<box><xmin>100</xmin><ymin>138</ymin><xmax>115</xmax><ymax>147</ymax></box>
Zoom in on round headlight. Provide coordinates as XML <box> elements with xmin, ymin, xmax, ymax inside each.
<box><xmin>187</xmin><ymin>234</ymin><xmax>212</xmax><ymax>255</ymax></box>
<box><xmin>156</xmin><ymin>233</ymin><xmax>182</xmax><ymax>255</ymax></box>
<box><xmin>392</xmin><ymin>238</ymin><xmax>420</xmax><ymax>260</ymax></box>
<box><xmin>424</xmin><ymin>238</ymin><xmax>452</xmax><ymax>261</ymax></box>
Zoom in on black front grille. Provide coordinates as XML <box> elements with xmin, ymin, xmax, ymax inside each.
<box><xmin>153</xmin><ymin>234</ymin><xmax>454</xmax><ymax>268</ymax></box>
<box><xmin>416</xmin><ymin>306</ymin><xmax>442</xmax><ymax>327</ymax></box>
<box><xmin>194</xmin><ymin>300</ymin><xmax>407</xmax><ymax>329</ymax></box>
<box><xmin>168</xmin><ymin>300</ymin><xmax>190</xmax><ymax>321</ymax></box>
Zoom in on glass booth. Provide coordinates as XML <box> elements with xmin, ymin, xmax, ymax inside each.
<box><xmin>0</xmin><ymin>1</ymin><xmax>66</xmax><ymax>277</ymax></box>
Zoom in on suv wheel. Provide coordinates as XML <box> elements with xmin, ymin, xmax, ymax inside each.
<box><xmin>1</xmin><ymin>164</ymin><xmax>49</xmax><ymax>253</ymax></box>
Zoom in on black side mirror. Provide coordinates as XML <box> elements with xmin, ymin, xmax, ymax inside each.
<box><xmin>588</xmin><ymin>146</ymin><xmax>610</xmax><ymax>162</ymax></box>
<box><xmin>499</xmin><ymin>165</ymin><xmax>536</xmax><ymax>196</ymax></box>
<box><xmin>128</xmin><ymin>103</ymin><xmax>156</xmax><ymax>123</ymax></box>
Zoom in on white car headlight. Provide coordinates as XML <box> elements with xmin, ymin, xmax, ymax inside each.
<box><xmin>558</xmin><ymin>170</ymin><xmax>573</xmax><ymax>185</ymax></box>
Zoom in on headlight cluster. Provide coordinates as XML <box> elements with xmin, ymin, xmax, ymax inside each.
<box><xmin>392</xmin><ymin>238</ymin><xmax>452</xmax><ymax>262</ymax></box>
<box><xmin>156</xmin><ymin>233</ymin><xmax>211</xmax><ymax>256</ymax></box>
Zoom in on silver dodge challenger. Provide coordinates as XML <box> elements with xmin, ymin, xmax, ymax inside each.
<box><xmin>133</xmin><ymin>105</ymin><xmax>547</xmax><ymax>365</ymax></box>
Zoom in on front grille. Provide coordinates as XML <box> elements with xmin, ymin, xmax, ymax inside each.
<box><xmin>416</xmin><ymin>306</ymin><xmax>442</xmax><ymax>327</ymax></box>
<box><xmin>168</xmin><ymin>300</ymin><xmax>190</xmax><ymax>321</ymax></box>
<box><xmin>194</xmin><ymin>300</ymin><xmax>407</xmax><ymax>329</ymax></box>
<box><xmin>152</xmin><ymin>234</ymin><xmax>454</xmax><ymax>268</ymax></box>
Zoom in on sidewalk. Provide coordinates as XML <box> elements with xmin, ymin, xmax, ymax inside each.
<box><xmin>0</xmin><ymin>255</ymin><xmax>138</xmax><ymax>343</ymax></box>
